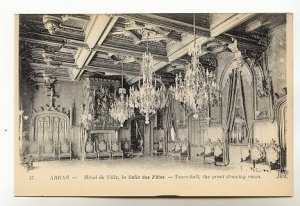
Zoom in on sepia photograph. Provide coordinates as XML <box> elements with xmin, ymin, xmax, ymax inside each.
<box><xmin>15</xmin><ymin>13</ymin><xmax>293</xmax><ymax>196</ymax></box>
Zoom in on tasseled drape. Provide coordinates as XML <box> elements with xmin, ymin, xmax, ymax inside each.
<box><xmin>223</xmin><ymin>69</ymin><xmax>250</xmax><ymax>165</ymax></box>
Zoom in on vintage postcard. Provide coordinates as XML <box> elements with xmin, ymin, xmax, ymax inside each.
<box><xmin>15</xmin><ymin>13</ymin><xmax>293</xmax><ymax>196</ymax></box>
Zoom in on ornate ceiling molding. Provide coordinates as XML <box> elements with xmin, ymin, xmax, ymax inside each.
<box><xmin>42</xmin><ymin>14</ymin><xmax>90</xmax><ymax>35</ymax></box>
<box><xmin>43</xmin><ymin>15</ymin><xmax>62</xmax><ymax>34</ymax></box>
<box><xmin>74</xmin><ymin>15</ymin><xmax>118</xmax><ymax>80</ymax></box>
<box><xmin>20</xmin><ymin>13</ymin><xmax>284</xmax><ymax>86</ymax></box>
<box><xmin>119</xmin><ymin>14</ymin><xmax>211</xmax><ymax>37</ymax></box>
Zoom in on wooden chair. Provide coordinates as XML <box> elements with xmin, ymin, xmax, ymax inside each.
<box><xmin>58</xmin><ymin>138</ymin><xmax>72</xmax><ymax>160</ymax></box>
<box><xmin>85</xmin><ymin>139</ymin><xmax>97</xmax><ymax>160</ymax></box>
<box><xmin>111</xmin><ymin>142</ymin><xmax>123</xmax><ymax>159</ymax></box>
<box><xmin>97</xmin><ymin>140</ymin><xmax>111</xmax><ymax>159</ymax></box>
<box><xmin>41</xmin><ymin>140</ymin><xmax>56</xmax><ymax>161</ymax></box>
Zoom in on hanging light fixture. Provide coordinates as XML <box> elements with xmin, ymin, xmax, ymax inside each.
<box><xmin>109</xmin><ymin>62</ymin><xmax>134</xmax><ymax>127</ymax></box>
<box><xmin>170</xmin><ymin>14</ymin><xmax>219</xmax><ymax>119</ymax></box>
<box><xmin>128</xmin><ymin>33</ymin><xmax>167</xmax><ymax>124</ymax></box>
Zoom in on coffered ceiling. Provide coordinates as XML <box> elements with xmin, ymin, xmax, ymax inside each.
<box><xmin>19</xmin><ymin>13</ymin><xmax>286</xmax><ymax>87</ymax></box>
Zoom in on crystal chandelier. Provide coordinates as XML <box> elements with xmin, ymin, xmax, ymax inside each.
<box><xmin>170</xmin><ymin>14</ymin><xmax>219</xmax><ymax>119</ymax></box>
<box><xmin>129</xmin><ymin>36</ymin><xmax>167</xmax><ymax>124</ymax></box>
<box><xmin>109</xmin><ymin>62</ymin><xmax>134</xmax><ymax>127</ymax></box>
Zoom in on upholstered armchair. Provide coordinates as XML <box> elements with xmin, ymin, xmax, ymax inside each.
<box><xmin>172</xmin><ymin>142</ymin><xmax>182</xmax><ymax>159</ymax></box>
<box><xmin>58</xmin><ymin>138</ymin><xmax>72</xmax><ymax>160</ymax></box>
<box><xmin>241</xmin><ymin>139</ymin><xmax>268</xmax><ymax>172</ymax></box>
<box><xmin>167</xmin><ymin>142</ymin><xmax>175</xmax><ymax>157</ymax></box>
<box><xmin>28</xmin><ymin>141</ymin><xmax>40</xmax><ymax>161</ymax></box>
<box><xmin>111</xmin><ymin>142</ymin><xmax>123</xmax><ymax>159</ymax></box>
<box><xmin>169</xmin><ymin>140</ymin><xmax>189</xmax><ymax>160</ymax></box>
<box><xmin>153</xmin><ymin>140</ymin><xmax>165</xmax><ymax>156</ymax></box>
<box><xmin>41</xmin><ymin>140</ymin><xmax>56</xmax><ymax>161</ymax></box>
<box><xmin>97</xmin><ymin>140</ymin><xmax>111</xmax><ymax>159</ymax></box>
<box><xmin>203</xmin><ymin>139</ymin><xmax>215</xmax><ymax>164</ymax></box>
<box><xmin>85</xmin><ymin>139</ymin><xmax>97</xmax><ymax>160</ymax></box>
<box><xmin>122</xmin><ymin>140</ymin><xmax>133</xmax><ymax>158</ymax></box>
<box><xmin>265</xmin><ymin>140</ymin><xmax>281</xmax><ymax>170</ymax></box>
<box><xmin>251</xmin><ymin>141</ymin><xmax>269</xmax><ymax>171</ymax></box>
<box><xmin>214</xmin><ymin>139</ymin><xmax>224</xmax><ymax>165</ymax></box>
<box><xmin>240</xmin><ymin>144</ymin><xmax>253</xmax><ymax>171</ymax></box>
<box><xmin>180</xmin><ymin>140</ymin><xmax>189</xmax><ymax>160</ymax></box>
<box><xmin>250</xmin><ymin>141</ymin><xmax>266</xmax><ymax>164</ymax></box>
<box><xmin>132</xmin><ymin>139</ymin><xmax>144</xmax><ymax>158</ymax></box>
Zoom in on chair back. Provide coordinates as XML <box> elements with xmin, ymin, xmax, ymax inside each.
<box><xmin>85</xmin><ymin>140</ymin><xmax>94</xmax><ymax>153</ymax></box>
<box><xmin>111</xmin><ymin>142</ymin><xmax>119</xmax><ymax>152</ymax></box>
<box><xmin>60</xmin><ymin>139</ymin><xmax>70</xmax><ymax>153</ymax></box>
<box><xmin>98</xmin><ymin>140</ymin><xmax>107</xmax><ymax>152</ymax></box>
<box><xmin>44</xmin><ymin>140</ymin><xmax>54</xmax><ymax>153</ymax></box>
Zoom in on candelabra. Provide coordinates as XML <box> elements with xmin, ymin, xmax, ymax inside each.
<box><xmin>170</xmin><ymin>14</ymin><xmax>219</xmax><ymax>119</ymax></box>
<box><xmin>109</xmin><ymin>62</ymin><xmax>134</xmax><ymax>127</ymax></box>
<box><xmin>129</xmin><ymin>44</ymin><xmax>167</xmax><ymax>124</ymax></box>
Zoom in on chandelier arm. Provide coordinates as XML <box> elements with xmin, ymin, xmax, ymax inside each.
<box><xmin>169</xmin><ymin>14</ymin><xmax>219</xmax><ymax>118</ymax></box>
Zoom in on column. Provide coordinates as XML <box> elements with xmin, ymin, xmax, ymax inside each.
<box><xmin>144</xmin><ymin>122</ymin><xmax>151</xmax><ymax>156</ymax></box>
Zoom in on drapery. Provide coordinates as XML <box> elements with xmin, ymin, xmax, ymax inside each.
<box><xmin>223</xmin><ymin>69</ymin><xmax>250</xmax><ymax>165</ymax></box>
<box><xmin>277</xmin><ymin>100</ymin><xmax>287</xmax><ymax>171</ymax></box>
<box><xmin>136</xmin><ymin>120</ymin><xmax>144</xmax><ymax>152</ymax></box>
<box><xmin>164</xmin><ymin>94</ymin><xmax>177</xmax><ymax>151</ymax></box>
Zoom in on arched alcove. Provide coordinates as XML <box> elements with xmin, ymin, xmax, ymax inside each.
<box><xmin>219</xmin><ymin>57</ymin><xmax>257</xmax><ymax>126</ymax></box>
<box><xmin>218</xmin><ymin>56</ymin><xmax>260</xmax><ymax>164</ymax></box>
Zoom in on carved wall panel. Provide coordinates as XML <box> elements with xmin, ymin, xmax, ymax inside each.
<box><xmin>33</xmin><ymin>111</ymin><xmax>70</xmax><ymax>143</ymax></box>
<box><xmin>81</xmin><ymin>78</ymin><xmax>121</xmax><ymax>130</ymax></box>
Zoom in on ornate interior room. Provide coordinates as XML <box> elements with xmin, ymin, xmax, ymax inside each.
<box><xmin>18</xmin><ymin>13</ymin><xmax>288</xmax><ymax>173</ymax></box>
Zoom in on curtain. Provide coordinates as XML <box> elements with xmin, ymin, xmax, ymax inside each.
<box><xmin>164</xmin><ymin>94</ymin><xmax>177</xmax><ymax>152</ymax></box>
<box><xmin>223</xmin><ymin>69</ymin><xmax>250</xmax><ymax>165</ymax></box>
<box><xmin>223</xmin><ymin>69</ymin><xmax>238</xmax><ymax>165</ymax></box>
<box><xmin>237</xmin><ymin>70</ymin><xmax>251</xmax><ymax>144</ymax></box>
<box><xmin>277</xmin><ymin>101</ymin><xmax>287</xmax><ymax>171</ymax></box>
